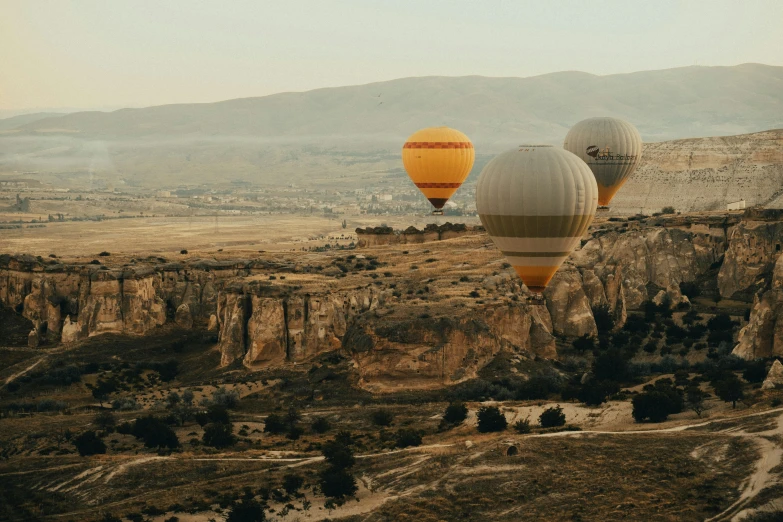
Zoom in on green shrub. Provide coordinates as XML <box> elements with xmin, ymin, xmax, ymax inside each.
<box><xmin>311</xmin><ymin>417</ymin><xmax>331</xmax><ymax>434</ymax></box>
<box><xmin>74</xmin><ymin>431</ymin><xmax>106</xmax><ymax>456</ymax></box>
<box><xmin>443</xmin><ymin>402</ymin><xmax>468</xmax><ymax>425</ymax></box>
<box><xmin>513</xmin><ymin>419</ymin><xmax>531</xmax><ymax>434</ymax></box>
<box><xmin>477</xmin><ymin>406</ymin><xmax>507</xmax><ymax>433</ymax></box>
<box><xmin>371</xmin><ymin>409</ymin><xmax>394</xmax><ymax>427</ymax></box>
<box><xmin>539</xmin><ymin>406</ymin><xmax>566</xmax><ymax>428</ymax></box>
<box><xmin>395</xmin><ymin>429</ymin><xmax>422</xmax><ymax>448</ymax></box>
<box><xmin>282</xmin><ymin>474</ymin><xmax>304</xmax><ymax>496</ymax></box>
<box><xmin>264</xmin><ymin>413</ymin><xmax>286</xmax><ymax>434</ymax></box>
<box><xmin>226</xmin><ymin>499</ymin><xmax>265</xmax><ymax>522</ymax></box>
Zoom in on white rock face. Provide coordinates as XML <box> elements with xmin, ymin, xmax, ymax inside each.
<box><xmin>207</xmin><ymin>314</ymin><xmax>218</xmax><ymax>331</ymax></box>
<box><xmin>762</xmin><ymin>360</ymin><xmax>783</xmax><ymax>390</ymax></box>
<box><xmin>612</xmin><ymin>130</ymin><xmax>783</xmax><ymax>214</ymax></box>
<box><xmin>61</xmin><ymin>315</ymin><xmax>80</xmax><ymax>343</ymax></box>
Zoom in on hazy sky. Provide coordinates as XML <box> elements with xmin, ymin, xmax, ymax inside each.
<box><xmin>1</xmin><ymin>0</ymin><xmax>782</xmax><ymax>112</ymax></box>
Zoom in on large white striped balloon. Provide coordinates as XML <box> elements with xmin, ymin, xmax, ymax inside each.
<box><xmin>476</xmin><ymin>145</ymin><xmax>598</xmax><ymax>293</ymax></box>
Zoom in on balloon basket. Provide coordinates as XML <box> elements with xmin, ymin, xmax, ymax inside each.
<box><xmin>432</xmin><ymin>209</ymin><xmax>444</xmax><ymax>216</ymax></box>
<box><xmin>527</xmin><ymin>294</ymin><xmax>546</xmax><ymax>305</ymax></box>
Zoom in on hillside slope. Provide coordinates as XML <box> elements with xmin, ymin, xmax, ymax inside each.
<box><xmin>0</xmin><ymin>64</ymin><xmax>780</xmax><ymax>193</ymax></box>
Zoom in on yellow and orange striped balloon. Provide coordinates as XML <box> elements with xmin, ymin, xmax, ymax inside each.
<box><xmin>402</xmin><ymin>127</ymin><xmax>474</xmax><ymax>209</ymax></box>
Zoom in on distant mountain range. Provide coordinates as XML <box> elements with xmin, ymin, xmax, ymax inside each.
<box><xmin>0</xmin><ymin>63</ymin><xmax>781</xmax><ymax>188</ymax></box>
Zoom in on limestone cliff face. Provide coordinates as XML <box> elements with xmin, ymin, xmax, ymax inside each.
<box><xmin>612</xmin><ymin>130</ymin><xmax>783</xmax><ymax>214</ymax></box>
<box><xmin>216</xmin><ymin>284</ymin><xmax>383</xmax><ymax>368</ymax></box>
<box><xmin>343</xmin><ymin>304</ymin><xmax>556</xmax><ymax>393</ymax></box>
<box><xmin>718</xmin><ymin>217</ymin><xmax>783</xmax><ymax>298</ymax></box>
<box><xmin>733</xmin><ymin>256</ymin><xmax>783</xmax><ymax>359</ymax></box>
<box><xmin>0</xmin><ymin>256</ymin><xmax>258</xmax><ymax>343</ymax></box>
<box><xmin>556</xmin><ymin>225</ymin><xmax>725</xmax><ymax>334</ymax></box>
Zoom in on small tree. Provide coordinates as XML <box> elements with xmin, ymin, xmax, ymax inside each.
<box><xmin>661</xmin><ymin>206</ymin><xmax>675</xmax><ymax>214</ymax></box>
<box><xmin>226</xmin><ymin>499</ymin><xmax>265</xmax><ymax>522</ymax></box>
<box><xmin>182</xmin><ymin>389</ymin><xmax>194</xmax><ymax>406</ymax></box>
<box><xmin>577</xmin><ymin>380</ymin><xmax>617</xmax><ymax>407</ymax></box>
<box><xmin>395</xmin><ymin>429</ymin><xmax>422</xmax><ymax>448</ymax></box>
<box><xmin>320</xmin><ymin>435</ymin><xmax>357</xmax><ymax>502</ymax></box>
<box><xmin>264</xmin><ymin>413</ymin><xmax>286</xmax><ymax>434</ymax></box>
<box><xmin>572</xmin><ymin>334</ymin><xmax>595</xmax><ymax>353</ymax></box>
<box><xmin>320</xmin><ymin>468</ymin><xmax>358</xmax><ymax>500</ymax></box>
<box><xmin>632</xmin><ymin>391</ymin><xmax>674</xmax><ymax>422</ymax></box>
<box><xmin>443</xmin><ymin>402</ymin><xmax>468</xmax><ymax>425</ymax></box>
<box><xmin>311</xmin><ymin>417</ymin><xmax>331</xmax><ymax>434</ymax></box>
<box><xmin>203</xmin><ymin>423</ymin><xmax>235</xmax><ymax>448</ymax></box>
<box><xmin>513</xmin><ymin>418</ymin><xmax>531</xmax><ymax>434</ymax></box>
<box><xmin>686</xmin><ymin>386</ymin><xmax>707</xmax><ymax>417</ymax></box>
<box><xmin>476</xmin><ymin>406</ymin><xmax>507</xmax><ymax>433</ymax></box>
<box><xmin>132</xmin><ymin>415</ymin><xmax>180</xmax><ymax>449</ymax></box>
<box><xmin>282</xmin><ymin>474</ymin><xmax>304</xmax><ymax>496</ymax></box>
<box><xmin>743</xmin><ymin>360</ymin><xmax>767</xmax><ymax>384</ymax></box>
<box><xmin>592</xmin><ymin>350</ymin><xmax>628</xmax><ymax>382</ymax></box>
<box><xmin>74</xmin><ymin>430</ymin><xmax>107</xmax><ymax>456</ymax></box>
<box><xmin>94</xmin><ymin>410</ymin><xmax>117</xmax><ymax>431</ymax></box>
<box><xmin>715</xmin><ymin>375</ymin><xmax>745</xmax><ymax>408</ymax></box>
<box><xmin>539</xmin><ymin>406</ymin><xmax>566</xmax><ymax>428</ymax></box>
<box><xmin>371</xmin><ymin>409</ymin><xmax>394</xmax><ymax>427</ymax></box>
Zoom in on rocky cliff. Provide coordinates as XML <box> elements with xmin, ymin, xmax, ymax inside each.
<box><xmin>612</xmin><ymin>129</ymin><xmax>783</xmax><ymax>214</ymax></box>
<box><xmin>0</xmin><ymin>255</ymin><xmax>261</xmax><ymax>345</ymax></box>
<box><xmin>4</xmin><ymin>209</ymin><xmax>783</xmax><ymax>387</ymax></box>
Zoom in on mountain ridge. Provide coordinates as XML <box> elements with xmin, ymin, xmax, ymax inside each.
<box><xmin>5</xmin><ymin>63</ymin><xmax>781</xmax><ymax>145</ymax></box>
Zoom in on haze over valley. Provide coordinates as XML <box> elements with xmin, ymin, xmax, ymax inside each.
<box><xmin>3</xmin><ymin>2</ymin><xmax>783</xmax><ymax>521</ymax></box>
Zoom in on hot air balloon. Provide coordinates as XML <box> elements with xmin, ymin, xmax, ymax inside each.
<box><xmin>563</xmin><ymin>117</ymin><xmax>642</xmax><ymax>209</ymax></box>
<box><xmin>402</xmin><ymin>127</ymin><xmax>474</xmax><ymax>215</ymax></box>
<box><xmin>476</xmin><ymin>145</ymin><xmax>597</xmax><ymax>299</ymax></box>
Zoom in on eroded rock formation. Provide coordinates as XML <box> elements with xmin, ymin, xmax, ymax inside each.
<box><xmin>5</xmin><ymin>209</ymin><xmax>783</xmax><ymax>389</ymax></box>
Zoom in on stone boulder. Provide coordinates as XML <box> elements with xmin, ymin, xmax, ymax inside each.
<box><xmin>61</xmin><ymin>315</ymin><xmax>81</xmax><ymax>343</ymax></box>
<box><xmin>175</xmin><ymin>303</ymin><xmax>193</xmax><ymax>329</ymax></box>
<box><xmin>207</xmin><ymin>314</ymin><xmax>218</xmax><ymax>331</ymax></box>
<box><xmin>544</xmin><ymin>269</ymin><xmax>597</xmax><ymax>338</ymax></box>
<box><xmin>28</xmin><ymin>328</ymin><xmax>40</xmax><ymax>348</ymax></box>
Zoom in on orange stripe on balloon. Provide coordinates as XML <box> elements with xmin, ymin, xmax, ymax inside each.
<box><xmin>403</xmin><ymin>142</ymin><xmax>473</xmax><ymax>149</ymax></box>
<box><xmin>414</xmin><ymin>182</ymin><xmax>463</xmax><ymax>188</ymax></box>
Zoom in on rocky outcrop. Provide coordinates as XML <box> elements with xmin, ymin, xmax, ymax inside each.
<box><xmin>0</xmin><ymin>256</ymin><xmax>271</xmax><ymax>343</ymax></box>
<box><xmin>612</xmin><ymin>130</ymin><xmax>783</xmax><ymax>214</ymax></box>
<box><xmin>217</xmin><ymin>283</ymin><xmax>384</xmax><ymax>367</ymax></box>
<box><xmin>344</xmin><ymin>303</ymin><xmax>556</xmax><ymax>392</ymax></box>
<box><xmin>718</xmin><ymin>219</ymin><xmax>783</xmax><ymax>298</ymax></box>
<box><xmin>557</xmin><ymin>225</ymin><xmax>725</xmax><ymax>331</ymax></box>
<box><xmin>733</xmin><ymin>256</ymin><xmax>783</xmax><ymax>359</ymax></box>
<box><xmin>175</xmin><ymin>304</ymin><xmax>193</xmax><ymax>329</ymax></box>
<box><xmin>6</xmin><ymin>209</ymin><xmax>783</xmax><ymax>390</ymax></box>
<box><xmin>544</xmin><ymin>268</ymin><xmax>597</xmax><ymax>337</ymax></box>
<box><xmin>762</xmin><ymin>360</ymin><xmax>783</xmax><ymax>390</ymax></box>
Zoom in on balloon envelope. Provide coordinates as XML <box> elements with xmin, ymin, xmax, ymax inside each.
<box><xmin>563</xmin><ymin>117</ymin><xmax>642</xmax><ymax>206</ymax></box>
<box><xmin>402</xmin><ymin>127</ymin><xmax>474</xmax><ymax>209</ymax></box>
<box><xmin>476</xmin><ymin>145</ymin><xmax>597</xmax><ymax>293</ymax></box>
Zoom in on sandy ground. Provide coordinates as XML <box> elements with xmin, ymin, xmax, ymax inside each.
<box><xmin>0</xmin><ymin>213</ymin><xmax>481</xmax><ymax>257</ymax></box>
